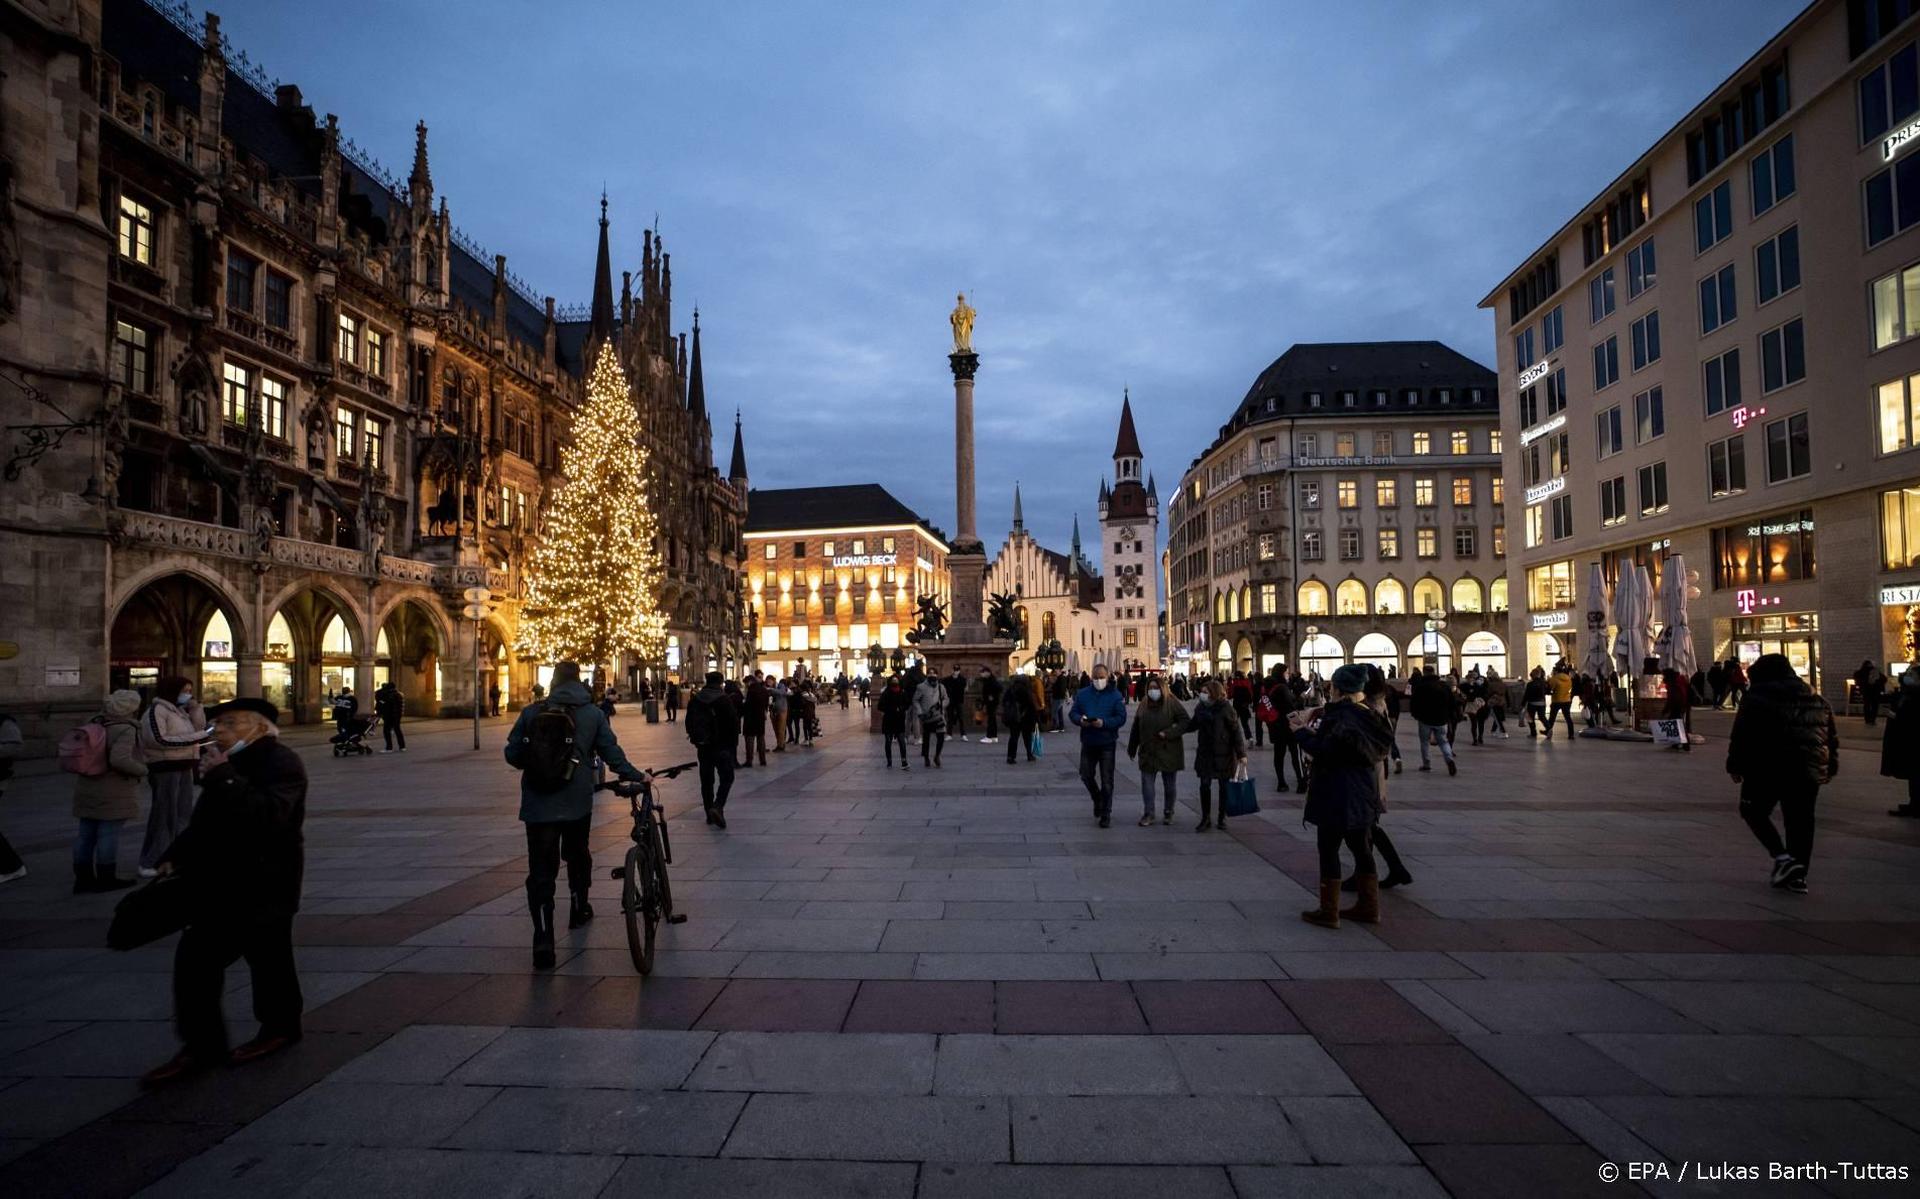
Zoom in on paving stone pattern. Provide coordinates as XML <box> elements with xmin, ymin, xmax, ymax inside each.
<box><xmin>0</xmin><ymin>704</ymin><xmax>1917</xmax><ymax>1195</ymax></box>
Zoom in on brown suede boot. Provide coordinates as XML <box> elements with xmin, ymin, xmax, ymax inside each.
<box><xmin>1301</xmin><ymin>879</ymin><xmax>1341</xmax><ymax>928</ymax></box>
<box><xmin>1341</xmin><ymin>874</ymin><xmax>1381</xmax><ymax>924</ymax></box>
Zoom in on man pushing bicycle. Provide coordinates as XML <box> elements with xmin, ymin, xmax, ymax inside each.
<box><xmin>505</xmin><ymin>661</ymin><xmax>646</xmax><ymax>970</ymax></box>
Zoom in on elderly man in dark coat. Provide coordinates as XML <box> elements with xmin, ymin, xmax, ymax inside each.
<box><xmin>143</xmin><ymin>697</ymin><xmax>306</xmax><ymax>1086</ymax></box>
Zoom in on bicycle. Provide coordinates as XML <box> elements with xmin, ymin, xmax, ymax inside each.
<box><xmin>595</xmin><ymin>761</ymin><xmax>696</xmax><ymax>974</ymax></box>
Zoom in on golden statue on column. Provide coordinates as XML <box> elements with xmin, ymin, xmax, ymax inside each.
<box><xmin>950</xmin><ymin>292</ymin><xmax>976</xmax><ymax>353</ymax></box>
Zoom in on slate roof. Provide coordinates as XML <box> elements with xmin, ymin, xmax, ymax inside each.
<box><xmin>745</xmin><ymin>485</ymin><xmax>941</xmax><ymax>544</ymax></box>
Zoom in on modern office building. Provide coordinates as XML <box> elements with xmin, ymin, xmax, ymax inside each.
<box><xmin>1485</xmin><ymin>0</ymin><xmax>1920</xmax><ymax>702</ymax></box>
<box><xmin>1166</xmin><ymin>342</ymin><xmax>1508</xmax><ymax>678</ymax></box>
<box><xmin>744</xmin><ymin>485</ymin><xmax>951</xmax><ymax>678</ymax></box>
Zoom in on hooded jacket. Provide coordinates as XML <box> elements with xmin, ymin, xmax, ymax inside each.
<box><xmin>503</xmin><ymin>679</ymin><xmax>640</xmax><ymax>822</ymax></box>
<box><xmin>1190</xmin><ymin>696</ymin><xmax>1246</xmax><ymax>780</ymax></box>
<box><xmin>138</xmin><ymin>695</ymin><xmax>210</xmax><ymax>767</ymax></box>
<box><xmin>1726</xmin><ymin>658</ymin><xmax>1838</xmax><ymax>788</ymax></box>
<box><xmin>72</xmin><ymin>710</ymin><xmax>147</xmax><ymax>821</ymax></box>
<box><xmin>912</xmin><ymin>679</ymin><xmax>950</xmax><ymax>730</ymax></box>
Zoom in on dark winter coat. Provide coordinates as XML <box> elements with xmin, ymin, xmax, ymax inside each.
<box><xmin>1000</xmin><ymin>678</ymin><xmax>1035</xmax><ymax>726</ymax></box>
<box><xmin>374</xmin><ymin>685</ymin><xmax>405</xmax><ymax>722</ymax></box>
<box><xmin>743</xmin><ymin>681</ymin><xmax>770</xmax><ymax>735</ymax></box>
<box><xmin>503</xmin><ymin>680</ymin><xmax>639</xmax><ymax>823</ymax></box>
<box><xmin>161</xmin><ymin>736</ymin><xmax>306</xmax><ymax>915</ymax></box>
<box><xmin>1128</xmin><ymin>697</ymin><xmax>1190</xmax><ymax>773</ymax></box>
<box><xmin>1294</xmin><ymin>699</ymin><xmax>1394</xmax><ymax>831</ymax></box>
<box><xmin>1726</xmin><ymin>677</ymin><xmax>1838</xmax><ymax>788</ymax></box>
<box><xmin>878</xmin><ymin>685</ymin><xmax>911</xmax><ymax>735</ymax></box>
<box><xmin>1407</xmin><ymin>675</ymin><xmax>1453</xmax><ymax>726</ymax></box>
<box><xmin>1882</xmin><ymin>701</ymin><xmax>1919</xmax><ymax>781</ymax></box>
<box><xmin>685</xmin><ymin>682</ymin><xmax>741</xmax><ymax>752</ymax></box>
<box><xmin>1190</xmin><ymin>698</ymin><xmax>1246</xmax><ymax>780</ymax></box>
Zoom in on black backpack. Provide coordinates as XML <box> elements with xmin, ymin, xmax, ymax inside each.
<box><xmin>684</xmin><ymin>693</ymin><xmax>714</xmax><ymax>750</ymax></box>
<box><xmin>517</xmin><ymin>701</ymin><xmax>581</xmax><ymax>792</ymax></box>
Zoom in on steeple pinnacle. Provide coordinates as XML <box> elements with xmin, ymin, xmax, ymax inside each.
<box><xmin>587</xmin><ymin>194</ymin><xmax>615</xmax><ymax>349</ymax></box>
<box><xmin>686</xmin><ymin>310</ymin><xmax>707</xmax><ymax>420</ymax></box>
<box><xmin>1012</xmin><ymin>482</ymin><xmax>1024</xmax><ymax>532</ymax></box>
<box><xmin>1113</xmin><ymin>388</ymin><xmax>1143</xmax><ymax>460</ymax></box>
<box><xmin>728</xmin><ymin>409</ymin><xmax>749</xmax><ymax>484</ymax></box>
<box><xmin>408</xmin><ymin>121</ymin><xmax>432</xmax><ymax>211</ymax></box>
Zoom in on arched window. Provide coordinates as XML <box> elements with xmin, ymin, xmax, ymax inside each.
<box><xmin>1336</xmin><ymin>579</ymin><xmax>1367</xmax><ymax>616</ymax></box>
<box><xmin>1240</xmin><ymin>585</ymin><xmax>1253</xmax><ymax>621</ymax></box>
<box><xmin>1490</xmin><ymin>577</ymin><xmax>1510</xmax><ymax>612</ymax></box>
<box><xmin>1299</xmin><ymin>632</ymin><xmax>1345</xmax><ymax>676</ymax></box>
<box><xmin>1412</xmin><ymin>577</ymin><xmax>1445</xmax><ymax>615</ymax></box>
<box><xmin>1461</xmin><ymin>630</ymin><xmax>1507</xmax><ymax>676</ymax></box>
<box><xmin>1228</xmin><ymin>589</ymin><xmax>1241</xmax><ymax>623</ymax></box>
<box><xmin>1354</xmin><ymin>632</ymin><xmax>1398</xmax><ymax>670</ymax></box>
<box><xmin>1297</xmin><ymin>580</ymin><xmax>1329</xmax><ymax>616</ymax></box>
<box><xmin>1213</xmin><ymin>591</ymin><xmax>1226</xmax><ymax>624</ymax></box>
<box><xmin>1041</xmin><ymin>611</ymin><xmax>1056</xmax><ymax>642</ymax></box>
<box><xmin>1374</xmin><ymin>577</ymin><xmax>1406</xmax><ymax>615</ymax></box>
<box><xmin>1016</xmin><ymin>606</ymin><xmax>1030</xmax><ymax>644</ymax></box>
<box><xmin>1451</xmin><ymin>577</ymin><xmax>1483</xmax><ymax>613</ymax></box>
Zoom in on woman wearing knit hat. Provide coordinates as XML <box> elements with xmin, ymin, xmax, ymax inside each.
<box><xmin>70</xmin><ymin>689</ymin><xmax>148</xmax><ymax>893</ymax></box>
<box><xmin>1292</xmin><ymin>663</ymin><xmax>1395</xmax><ymax>928</ymax></box>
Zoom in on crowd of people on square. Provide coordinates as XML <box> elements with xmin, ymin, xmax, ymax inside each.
<box><xmin>0</xmin><ymin>635</ymin><xmax>1913</xmax><ymax>1093</ymax></box>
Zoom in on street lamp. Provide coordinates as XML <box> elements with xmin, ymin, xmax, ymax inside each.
<box><xmin>889</xmin><ymin>646</ymin><xmax>907</xmax><ymax>676</ymax></box>
<box><xmin>1035</xmin><ymin>638</ymin><xmax>1066</xmax><ymax>674</ymax></box>
<box><xmin>866</xmin><ymin>642</ymin><xmax>885</xmax><ymax>678</ymax></box>
<box><xmin>461</xmin><ymin>586</ymin><xmax>496</xmax><ymax>751</ymax></box>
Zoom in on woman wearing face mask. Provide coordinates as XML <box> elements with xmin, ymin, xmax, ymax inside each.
<box><xmin>1127</xmin><ymin>675</ymin><xmax>1189</xmax><ymax>826</ymax></box>
<box><xmin>1190</xmin><ymin>679</ymin><xmax>1247</xmax><ymax>831</ymax></box>
<box><xmin>136</xmin><ymin>675</ymin><xmax>210</xmax><ymax>878</ymax></box>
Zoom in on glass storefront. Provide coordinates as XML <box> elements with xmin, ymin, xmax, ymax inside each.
<box><xmin>1729</xmin><ymin>611</ymin><xmax>1820</xmax><ymax>692</ymax></box>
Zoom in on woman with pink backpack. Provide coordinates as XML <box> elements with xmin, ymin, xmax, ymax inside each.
<box><xmin>62</xmin><ymin>689</ymin><xmax>148</xmax><ymax>892</ymax></box>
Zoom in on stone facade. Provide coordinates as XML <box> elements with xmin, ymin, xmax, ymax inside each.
<box><xmin>1167</xmin><ymin>342</ymin><xmax>1509</xmax><ymax>679</ymax></box>
<box><xmin>0</xmin><ymin>0</ymin><xmax>746</xmax><ymax>745</ymax></box>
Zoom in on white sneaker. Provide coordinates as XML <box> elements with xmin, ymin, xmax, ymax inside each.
<box><xmin>981</xmin><ymin>737</ymin><xmax>996</xmax><ymax>744</ymax></box>
<box><xmin>957</xmin><ymin>735</ymin><xmax>969</xmax><ymax>741</ymax></box>
<box><xmin>0</xmin><ymin>865</ymin><xmax>25</xmax><ymax>884</ymax></box>
<box><xmin>137</xmin><ymin>867</ymin><xmax>158</xmax><ymax>879</ymax></box>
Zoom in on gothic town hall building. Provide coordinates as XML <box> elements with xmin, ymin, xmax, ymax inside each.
<box><xmin>0</xmin><ymin>0</ymin><xmax>748</xmax><ymax>744</ymax></box>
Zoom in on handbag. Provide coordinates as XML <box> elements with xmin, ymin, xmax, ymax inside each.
<box><xmin>1030</xmin><ymin>731</ymin><xmax>1044</xmax><ymax>759</ymax></box>
<box><xmin>108</xmin><ymin>874</ymin><xmax>194</xmax><ymax>951</ymax></box>
<box><xmin>1223</xmin><ymin>762</ymin><xmax>1260</xmax><ymax>817</ymax></box>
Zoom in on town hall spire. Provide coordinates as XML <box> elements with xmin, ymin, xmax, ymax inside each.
<box><xmin>587</xmin><ymin>194</ymin><xmax>616</xmax><ymax>351</ymax></box>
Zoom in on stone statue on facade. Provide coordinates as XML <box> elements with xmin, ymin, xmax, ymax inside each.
<box><xmin>949</xmin><ymin>292</ymin><xmax>975</xmax><ymax>354</ymax></box>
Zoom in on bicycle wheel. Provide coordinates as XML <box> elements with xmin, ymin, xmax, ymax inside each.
<box><xmin>648</xmin><ymin>817</ymin><xmax>673</xmax><ymax>921</ymax></box>
<box><xmin>623</xmin><ymin>844</ymin><xmax>657</xmax><ymax>974</ymax></box>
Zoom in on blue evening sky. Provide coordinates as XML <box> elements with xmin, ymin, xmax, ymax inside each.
<box><xmin>212</xmin><ymin>0</ymin><xmax>1805</xmax><ymax>560</ymax></box>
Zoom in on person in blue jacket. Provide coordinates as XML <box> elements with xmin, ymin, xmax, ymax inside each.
<box><xmin>1067</xmin><ymin>662</ymin><xmax>1128</xmax><ymax>827</ymax></box>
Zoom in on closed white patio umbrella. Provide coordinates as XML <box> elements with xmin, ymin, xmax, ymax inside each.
<box><xmin>1581</xmin><ymin>562</ymin><xmax>1613</xmax><ymax>678</ymax></box>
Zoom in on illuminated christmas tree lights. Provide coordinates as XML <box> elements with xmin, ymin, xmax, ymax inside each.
<box><xmin>518</xmin><ymin>343</ymin><xmax>668</xmax><ymax>672</ymax></box>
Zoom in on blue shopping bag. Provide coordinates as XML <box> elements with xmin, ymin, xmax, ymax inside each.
<box><xmin>1030</xmin><ymin>731</ymin><xmax>1044</xmax><ymax>759</ymax></box>
<box><xmin>1222</xmin><ymin>767</ymin><xmax>1260</xmax><ymax>817</ymax></box>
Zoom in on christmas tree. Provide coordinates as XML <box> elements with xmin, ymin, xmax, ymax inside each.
<box><xmin>518</xmin><ymin>343</ymin><xmax>668</xmax><ymax>674</ymax></box>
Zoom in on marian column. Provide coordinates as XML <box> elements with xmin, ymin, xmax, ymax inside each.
<box><xmin>917</xmin><ymin>293</ymin><xmax>1001</xmax><ymax>681</ymax></box>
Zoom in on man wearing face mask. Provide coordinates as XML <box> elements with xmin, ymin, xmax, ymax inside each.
<box><xmin>143</xmin><ymin>697</ymin><xmax>306</xmax><ymax>1086</ymax></box>
<box><xmin>136</xmin><ymin>675</ymin><xmax>211</xmax><ymax>878</ymax></box>
<box><xmin>1127</xmin><ymin>675</ymin><xmax>1189</xmax><ymax>826</ymax></box>
<box><xmin>1068</xmin><ymin>663</ymin><xmax>1128</xmax><ymax>827</ymax></box>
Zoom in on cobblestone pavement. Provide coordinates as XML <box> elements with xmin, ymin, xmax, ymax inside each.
<box><xmin>1</xmin><ymin>702</ymin><xmax>1918</xmax><ymax>1196</ymax></box>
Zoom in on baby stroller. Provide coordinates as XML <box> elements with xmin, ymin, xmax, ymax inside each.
<box><xmin>330</xmin><ymin>714</ymin><xmax>378</xmax><ymax>757</ymax></box>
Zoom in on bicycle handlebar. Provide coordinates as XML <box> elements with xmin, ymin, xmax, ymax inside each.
<box><xmin>594</xmin><ymin>761</ymin><xmax>699</xmax><ymax>793</ymax></box>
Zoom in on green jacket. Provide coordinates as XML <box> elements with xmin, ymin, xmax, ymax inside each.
<box><xmin>1128</xmin><ymin>697</ymin><xmax>1190</xmax><ymax>773</ymax></box>
<box><xmin>504</xmin><ymin>680</ymin><xmax>639</xmax><ymax>823</ymax></box>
